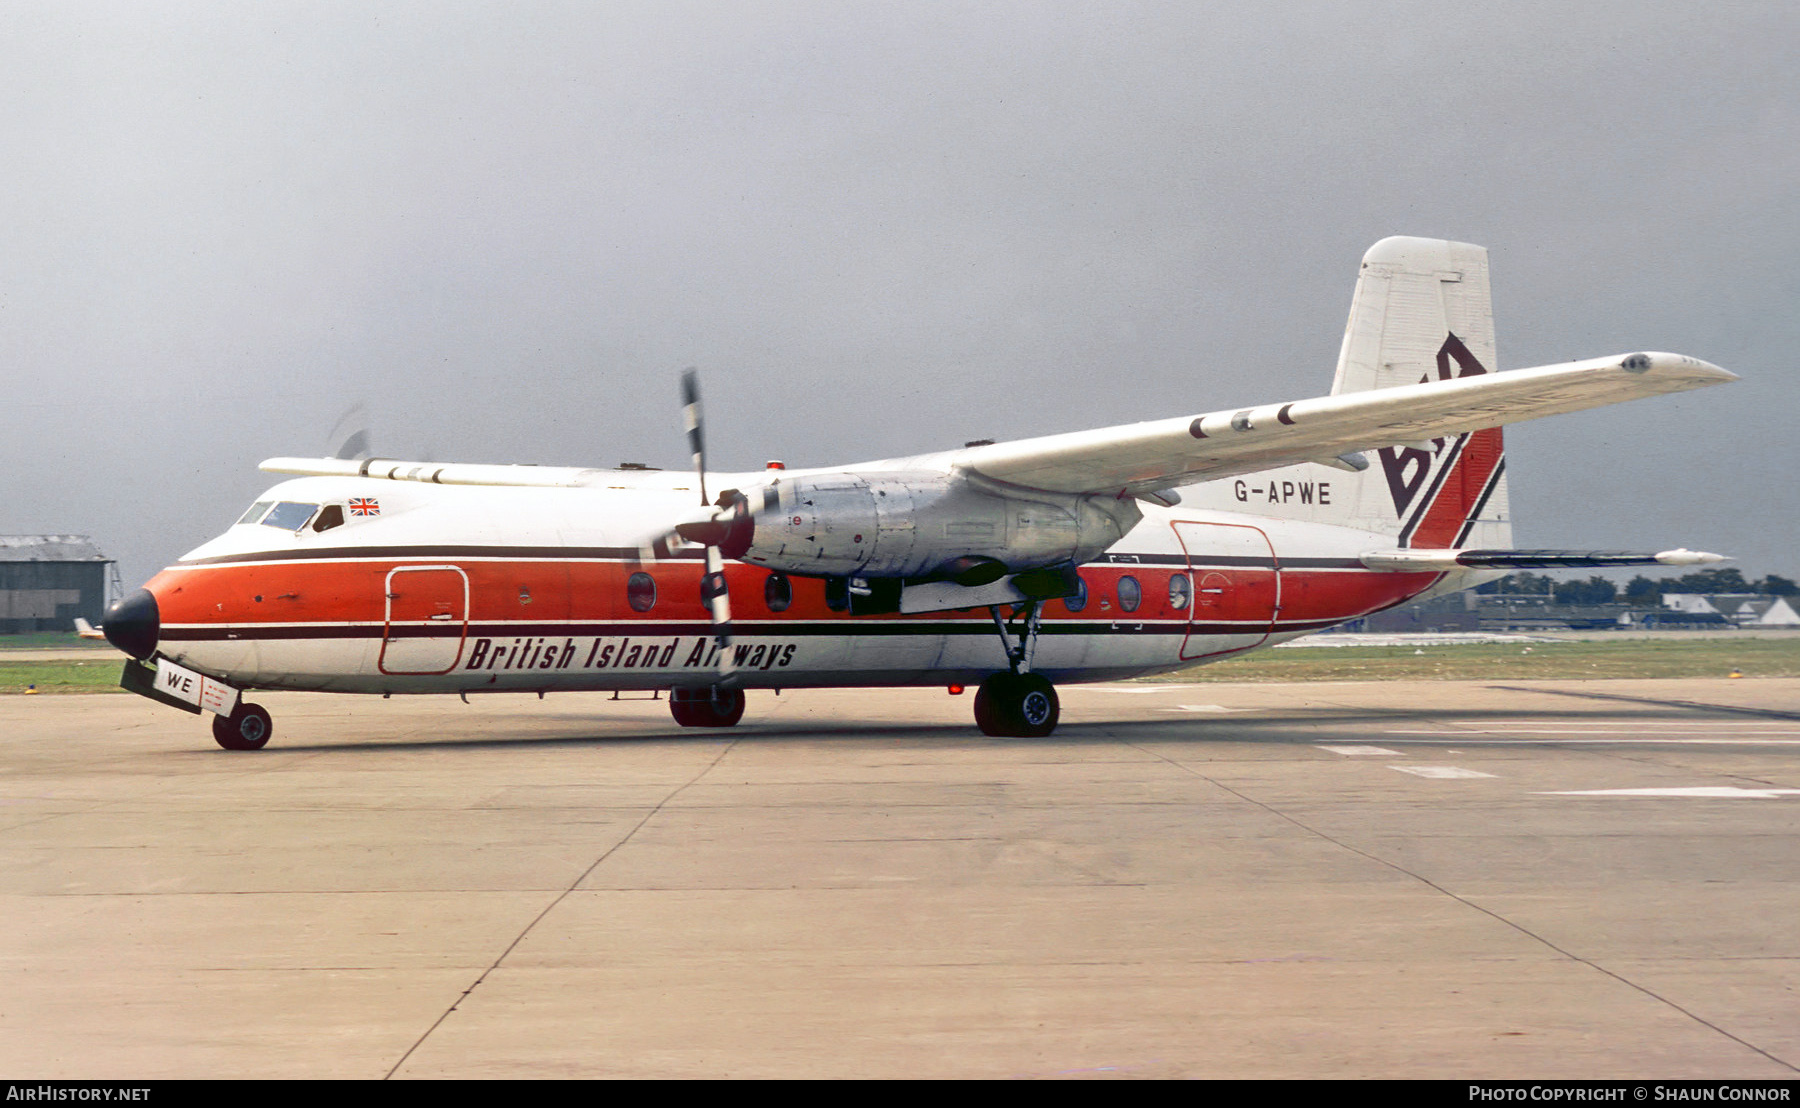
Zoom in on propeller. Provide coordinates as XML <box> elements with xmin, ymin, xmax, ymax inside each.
<box><xmin>670</xmin><ymin>370</ymin><xmax>753</xmax><ymax>686</ymax></box>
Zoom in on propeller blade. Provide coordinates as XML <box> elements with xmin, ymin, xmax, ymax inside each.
<box><xmin>701</xmin><ymin>546</ymin><xmax>736</xmax><ymax>685</ymax></box>
<box><xmin>681</xmin><ymin>368</ymin><xmax>707</xmax><ymax>507</ymax></box>
<box><xmin>675</xmin><ymin>370</ymin><xmax>746</xmax><ymax>686</ymax></box>
<box><xmin>328</xmin><ymin>403</ymin><xmax>372</xmax><ymax>460</ymax></box>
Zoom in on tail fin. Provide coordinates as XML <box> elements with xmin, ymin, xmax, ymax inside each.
<box><xmin>1328</xmin><ymin>236</ymin><xmax>1512</xmax><ymax>548</ymax></box>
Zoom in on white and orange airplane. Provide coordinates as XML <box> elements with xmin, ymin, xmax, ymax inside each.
<box><xmin>103</xmin><ymin>237</ymin><xmax>1732</xmax><ymax>750</ymax></box>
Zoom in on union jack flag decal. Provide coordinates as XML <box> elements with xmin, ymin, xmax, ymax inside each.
<box><xmin>348</xmin><ymin>497</ymin><xmax>380</xmax><ymax>517</ymax></box>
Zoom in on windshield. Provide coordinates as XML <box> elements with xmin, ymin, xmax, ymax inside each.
<box><xmin>260</xmin><ymin>502</ymin><xmax>318</xmax><ymax>531</ymax></box>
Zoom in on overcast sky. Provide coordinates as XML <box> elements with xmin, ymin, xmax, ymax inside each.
<box><xmin>2</xmin><ymin>1</ymin><xmax>1795</xmax><ymax>590</ymax></box>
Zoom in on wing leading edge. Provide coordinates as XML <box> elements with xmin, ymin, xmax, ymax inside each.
<box><xmin>956</xmin><ymin>351</ymin><xmax>1733</xmax><ymax>497</ymax></box>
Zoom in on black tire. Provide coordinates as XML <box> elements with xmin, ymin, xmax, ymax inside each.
<box><xmin>974</xmin><ymin>673</ymin><xmax>1060</xmax><ymax>738</ymax></box>
<box><xmin>213</xmin><ymin>702</ymin><xmax>273</xmax><ymax>751</ymax></box>
<box><xmin>973</xmin><ymin>674</ymin><xmax>1012</xmax><ymax>736</ymax></box>
<box><xmin>669</xmin><ymin>687</ymin><xmax>746</xmax><ymax>728</ymax></box>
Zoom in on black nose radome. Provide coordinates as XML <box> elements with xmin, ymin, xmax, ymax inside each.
<box><xmin>103</xmin><ymin>589</ymin><xmax>160</xmax><ymax>660</ymax></box>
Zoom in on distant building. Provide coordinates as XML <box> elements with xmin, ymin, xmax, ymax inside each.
<box><xmin>1662</xmin><ymin>594</ymin><xmax>1800</xmax><ymax>628</ymax></box>
<box><xmin>1740</xmin><ymin>597</ymin><xmax>1800</xmax><ymax>627</ymax></box>
<box><xmin>0</xmin><ymin>536</ymin><xmax>114</xmax><ymax>634</ymax></box>
<box><xmin>1358</xmin><ymin>591</ymin><xmax>1481</xmax><ymax>633</ymax></box>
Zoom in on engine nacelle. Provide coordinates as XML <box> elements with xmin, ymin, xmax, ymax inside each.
<box><xmin>737</xmin><ymin>471</ymin><xmax>1139</xmax><ymax>579</ymax></box>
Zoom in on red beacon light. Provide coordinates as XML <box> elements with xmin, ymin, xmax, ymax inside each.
<box><xmin>765</xmin><ymin>460</ymin><xmax>786</xmax><ymax>470</ymax></box>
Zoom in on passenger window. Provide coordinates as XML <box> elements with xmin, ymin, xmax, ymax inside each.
<box><xmin>764</xmin><ymin>572</ymin><xmax>792</xmax><ymax>613</ymax></box>
<box><xmin>1117</xmin><ymin>575</ymin><xmax>1141</xmax><ymax>613</ymax></box>
<box><xmin>261</xmin><ymin>502</ymin><xmax>318</xmax><ymax>531</ymax></box>
<box><xmin>627</xmin><ymin>572</ymin><xmax>657</xmax><ymax>613</ymax></box>
<box><xmin>1169</xmin><ymin>573</ymin><xmax>1191</xmax><ymax>611</ymax></box>
<box><xmin>237</xmin><ymin>501</ymin><xmax>273</xmax><ymax>526</ymax></box>
<box><xmin>1063</xmin><ymin>575</ymin><xmax>1088</xmax><ymax>613</ymax></box>
<box><xmin>312</xmin><ymin>505</ymin><xmax>346</xmax><ymax>533</ymax></box>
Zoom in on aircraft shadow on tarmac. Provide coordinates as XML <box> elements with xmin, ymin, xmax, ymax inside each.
<box><xmin>232</xmin><ymin>700</ymin><xmax>1761</xmax><ymax>755</ymax></box>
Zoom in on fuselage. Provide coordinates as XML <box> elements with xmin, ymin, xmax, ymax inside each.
<box><xmin>139</xmin><ymin>470</ymin><xmax>1453</xmax><ymax>695</ymax></box>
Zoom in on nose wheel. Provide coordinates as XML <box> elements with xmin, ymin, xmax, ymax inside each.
<box><xmin>212</xmin><ymin>702</ymin><xmax>273</xmax><ymax>750</ymax></box>
<box><xmin>974</xmin><ymin>672</ymin><xmax>1060</xmax><ymax>737</ymax></box>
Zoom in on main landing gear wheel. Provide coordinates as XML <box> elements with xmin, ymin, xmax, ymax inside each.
<box><xmin>974</xmin><ymin>672</ymin><xmax>1060</xmax><ymax>738</ymax></box>
<box><xmin>213</xmin><ymin>702</ymin><xmax>273</xmax><ymax>751</ymax></box>
<box><xmin>669</xmin><ymin>687</ymin><xmax>746</xmax><ymax>728</ymax></box>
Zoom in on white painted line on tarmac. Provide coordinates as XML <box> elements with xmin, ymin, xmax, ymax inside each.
<box><xmin>1409</xmin><ymin>725</ymin><xmax>1800</xmax><ymax>733</ymax></box>
<box><xmin>1081</xmin><ymin>685</ymin><xmax>1210</xmax><ymax>694</ymax></box>
<box><xmin>1381</xmin><ymin>733</ymin><xmax>1800</xmax><ymax>745</ymax></box>
<box><xmin>1156</xmin><ymin>704</ymin><xmax>1248</xmax><ymax>713</ymax></box>
<box><xmin>1316</xmin><ymin>745</ymin><xmax>1402</xmax><ymax>756</ymax></box>
<box><xmin>1465</xmin><ymin>721</ymin><xmax>1797</xmax><ymax>728</ymax></box>
<box><xmin>1392</xmin><ymin>766</ymin><xmax>1496</xmax><ymax>779</ymax></box>
<box><xmin>1544</xmin><ymin>787</ymin><xmax>1800</xmax><ymax>799</ymax></box>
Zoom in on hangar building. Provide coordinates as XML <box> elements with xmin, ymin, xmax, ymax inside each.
<box><xmin>0</xmin><ymin>536</ymin><xmax>114</xmax><ymax>634</ymax></box>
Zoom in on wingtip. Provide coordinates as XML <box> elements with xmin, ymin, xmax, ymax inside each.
<box><xmin>1654</xmin><ymin>548</ymin><xmax>1728</xmax><ymax>566</ymax></box>
<box><xmin>1631</xmin><ymin>353</ymin><xmax>1738</xmax><ymax>383</ymax></box>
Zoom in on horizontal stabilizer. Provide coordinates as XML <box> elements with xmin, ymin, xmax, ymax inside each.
<box><xmin>1360</xmin><ymin>548</ymin><xmax>1726</xmax><ymax>572</ymax></box>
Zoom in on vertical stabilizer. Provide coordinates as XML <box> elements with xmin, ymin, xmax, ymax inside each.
<box><xmin>1327</xmin><ymin>237</ymin><xmax>1512</xmax><ymax>548</ymax></box>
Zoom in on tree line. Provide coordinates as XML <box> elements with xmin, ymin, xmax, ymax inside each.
<box><xmin>1475</xmin><ymin>568</ymin><xmax>1799</xmax><ymax>606</ymax></box>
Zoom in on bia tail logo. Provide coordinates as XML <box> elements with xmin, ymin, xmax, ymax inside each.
<box><xmin>1377</xmin><ymin>333</ymin><xmax>1506</xmax><ymax>548</ymax></box>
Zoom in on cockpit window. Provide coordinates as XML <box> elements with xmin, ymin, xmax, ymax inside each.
<box><xmin>237</xmin><ymin>501</ymin><xmax>274</xmax><ymax>526</ymax></box>
<box><xmin>261</xmin><ymin>502</ymin><xmax>319</xmax><ymax>531</ymax></box>
<box><xmin>311</xmin><ymin>504</ymin><xmax>346</xmax><ymax>533</ymax></box>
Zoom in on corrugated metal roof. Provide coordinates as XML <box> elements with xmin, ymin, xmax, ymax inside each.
<box><xmin>0</xmin><ymin>535</ymin><xmax>111</xmax><ymax>562</ymax></box>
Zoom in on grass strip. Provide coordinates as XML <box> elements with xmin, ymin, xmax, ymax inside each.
<box><xmin>1158</xmin><ymin>637</ymin><xmax>1800</xmax><ymax>682</ymax></box>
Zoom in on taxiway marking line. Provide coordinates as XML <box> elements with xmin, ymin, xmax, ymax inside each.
<box><xmin>1391</xmin><ymin>765</ymin><xmax>1496</xmax><ymax>779</ymax></box>
<box><xmin>1544</xmin><ymin>787</ymin><xmax>1800</xmax><ymax>799</ymax></box>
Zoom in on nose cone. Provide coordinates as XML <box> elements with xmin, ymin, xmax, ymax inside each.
<box><xmin>103</xmin><ymin>589</ymin><xmax>160</xmax><ymax>660</ymax></box>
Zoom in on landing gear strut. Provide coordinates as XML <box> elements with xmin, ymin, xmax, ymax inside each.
<box><xmin>213</xmin><ymin>702</ymin><xmax>273</xmax><ymax>751</ymax></box>
<box><xmin>669</xmin><ymin>686</ymin><xmax>746</xmax><ymax>728</ymax></box>
<box><xmin>976</xmin><ymin>602</ymin><xmax>1060</xmax><ymax>737</ymax></box>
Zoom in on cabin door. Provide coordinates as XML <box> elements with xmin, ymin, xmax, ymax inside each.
<box><xmin>379</xmin><ymin>565</ymin><xmax>470</xmax><ymax>675</ymax></box>
<box><xmin>1171</xmin><ymin>522</ymin><xmax>1279</xmax><ymax>661</ymax></box>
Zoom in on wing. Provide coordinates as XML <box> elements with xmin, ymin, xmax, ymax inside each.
<box><xmin>261</xmin><ymin>351</ymin><xmax>1732</xmax><ymax>495</ymax></box>
<box><xmin>956</xmin><ymin>351</ymin><xmax>1734</xmax><ymax>496</ymax></box>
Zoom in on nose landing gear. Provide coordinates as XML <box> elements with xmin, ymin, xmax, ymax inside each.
<box><xmin>212</xmin><ymin>702</ymin><xmax>273</xmax><ymax>750</ymax></box>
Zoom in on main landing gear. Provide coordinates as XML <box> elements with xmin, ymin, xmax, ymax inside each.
<box><xmin>212</xmin><ymin>702</ymin><xmax>273</xmax><ymax>751</ymax></box>
<box><xmin>669</xmin><ymin>686</ymin><xmax>746</xmax><ymax>728</ymax></box>
<box><xmin>976</xmin><ymin>601</ymin><xmax>1060</xmax><ymax>738</ymax></box>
